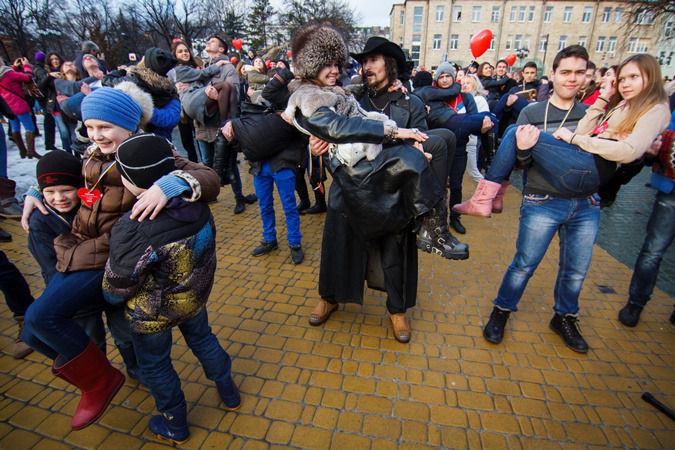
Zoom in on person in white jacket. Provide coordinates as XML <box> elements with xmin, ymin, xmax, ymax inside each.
<box><xmin>461</xmin><ymin>74</ymin><xmax>490</xmax><ymax>182</ymax></box>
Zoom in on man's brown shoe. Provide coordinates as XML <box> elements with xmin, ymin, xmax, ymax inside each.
<box><xmin>309</xmin><ymin>299</ymin><xmax>338</xmax><ymax>326</ymax></box>
<box><xmin>389</xmin><ymin>313</ymin><xmax>411</xmax><ymax>343</ymax></box>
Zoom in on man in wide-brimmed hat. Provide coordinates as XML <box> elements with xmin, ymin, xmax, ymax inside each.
<box><xmin>350</xmin><ymin>37</ymin><xmax>469</xmax><ymax>262</ymax></box>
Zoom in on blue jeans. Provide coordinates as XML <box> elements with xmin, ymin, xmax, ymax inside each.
<box><xmin>628</xmin><ymin>189</ymin><xmax>675</xmax><ymax>307</ymax></box>
<box><xmin>54</xmin><ymin>114</ymin><xmax>72</xmax><ymax>153</ymax></box>
<box><xmin>253</xmin><ymin>162</ymin><xmax>301</xmax><ymax>247</ymax></box>
<box><xmin>132</xmin><ymin>307</ymin><xmax>232</xmax><ymax>412</ymax></box>
<box><xmin>494</xmin><ymin>194</ymin><xmax>600</xmax><ymax>316</ymax></box>
<box><xmin>9</xmin><ymin>112</ymin><xmax>35</xmax><ymax>134</ymax></box>
<box><xmin>487</xmin><ymin>126</ymin><xmax>600</xmax><ymax>195</ymax></box>
<box><xmin>445</xmin><ymin>112</ymin><xmax>496</xmax><ymax>146</ymax></box>
<box><xmin>196</xmin><ymin>139</ymin><xmax>244</xmax><ymax>199</ymax></box>
<box><xmin>22</xmin><ymin>270</ymin><xmax>133</xmax><ymax>361</ymax></box>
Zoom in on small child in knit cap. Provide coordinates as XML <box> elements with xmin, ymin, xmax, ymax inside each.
<box><xmin>103</xmin><ymin>133</ymin><xmax>240</xmax><ymax>444</ymax></box>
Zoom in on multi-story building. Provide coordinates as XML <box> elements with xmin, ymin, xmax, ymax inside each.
<box><xmin>390</xmin><ymin>1</ymin><xmax>673</xmax><ymax>76</ymax></box>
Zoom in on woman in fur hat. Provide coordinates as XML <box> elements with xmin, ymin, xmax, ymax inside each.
<box><xmin>282</xmin><ymin>24</ymin><xmax>441</xmax><ymax>343</ymax></box>
<box><xmin>19</xmin><ymin>82</ymin><xmax>220</xmax><ymax>431</ymax></box>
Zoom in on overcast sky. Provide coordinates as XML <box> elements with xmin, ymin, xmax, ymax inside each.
<box><xmin>270</xmin><ymin>0</ymin><xmax>397</xmax><ymax>27</ymax></box>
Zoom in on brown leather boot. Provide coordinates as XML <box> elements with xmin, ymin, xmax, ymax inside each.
<box><xmin>25</xmin><ymin>132</ymin><xmax>42</xmax><ymax>159</ymax></box>
<box><xmin>11</xmin><ymin>133</ymin><xmax>27</xmax><ymax>158</ymax></box>
<box><xmin>12</xmin><ymin>316</ymin><xmax>33</xmax><ymax>359</ymax></box>
<box><xmin>389</xmin><ymin>313</ymin><xmax>411</xmax><ymax>343</ymax></box>
<box><xmin>308</xmin><ymin>299</ymin><xmax>338</xmax><ymax>326</ymax></box>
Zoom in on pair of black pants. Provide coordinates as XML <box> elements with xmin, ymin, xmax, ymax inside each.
<box><xmin>0</xmin><ymin>251</ymin><xmax>34</xmax><ymax>317</ymax></box>
<box><xmin>43</xmin><ymin>112</ymin><xmax>56</xmax><ymax>149</ymax></box>
<box><xmin>178</xmin><ymin>120</ymin><xmax>199</xmax><ymax>163</ymax></box>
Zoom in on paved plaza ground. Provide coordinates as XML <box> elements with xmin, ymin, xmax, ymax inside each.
<box><xmin>0</xmin><ymin>170</ymin><xmax>673</xmax><ymax>449</ymax></box>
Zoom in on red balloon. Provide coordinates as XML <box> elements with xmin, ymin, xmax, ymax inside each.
<box><xmin>231</xmin><ymin>38</ymin><xmax>243</xmax><ymax>51</ymax></box>
<box><xmin>470</xmin><ymin>29</ymin><xmax>493</xmax><ymax>58</ymax></box>
<box><xmin>265</xmin><ymin>59</ymin><xmax>271</xmax><ymax>69</ymax></box>
<box><xmin>230</xmin><ymin>56</ymin><xmax>238</xmax><ymax>64</ymax></box>
<box><xmin>287</xmin><ymin>50</ymin><xmax>292</xmax><ymax>59</ymax></box>
<box><xmin>505</xmin><ymin>53</ymin><xmax>517</xmax><ymax>67</ymax></box>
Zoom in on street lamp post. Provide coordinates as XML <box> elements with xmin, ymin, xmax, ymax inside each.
<box><xmin>515</xmin><ymin>47</ymin><xmax>530</xmax><ymax>67</ymax></box>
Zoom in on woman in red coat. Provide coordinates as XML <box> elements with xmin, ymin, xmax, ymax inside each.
<box><xmin>0</xmin><ymin>57</ymin><xmax>41</xmax><ymax>158</ymax></box>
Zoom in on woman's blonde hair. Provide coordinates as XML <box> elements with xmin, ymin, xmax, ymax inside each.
<box><xmin>608</xmin><ymin>54</ymin><xmax>668</xmax><ymax>134</ymax></box>
<box><xmin>463</xmin><ymin>74</ymin><xmax>488</xmax><ymax>97</ymax></box>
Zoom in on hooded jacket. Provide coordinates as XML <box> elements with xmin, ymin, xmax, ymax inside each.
<box><xmin>0</xmin><ymin>65</ymin><xmax>33</xmax><ymax>115</ymax></box>
<box><xmin>103</xmin><ymin>199</ymin><xmax>215</xmax><ymax>334</ymax></box>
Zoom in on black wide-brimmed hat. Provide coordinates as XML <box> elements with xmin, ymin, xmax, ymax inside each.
<box><xmin>350</xmin><ymin>37</ymin><xmax>408</xmax><ymax>77</ymax></box>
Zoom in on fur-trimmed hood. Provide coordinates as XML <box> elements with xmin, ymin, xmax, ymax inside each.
<box><xmin>291</xmin><ymin>25</ymin><xmax>348</xmax><ymax>80</ymax></box>
<box><xmin>114</xmin><ymin>81</ymin><xmax>154</xmax><ymax>129</ymax></box>
<box><xmin>127</xmin><ymin>65</ymin><xmax>177</xmax><ymax>107</ymax></box>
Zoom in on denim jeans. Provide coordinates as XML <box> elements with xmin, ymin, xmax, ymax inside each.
<box><xmin>493</xmin><ymin>194</ymin><xmax>600</xmax><ymax>315</ymax></box>
<box><xmin>628</xmin><ymin>189</ymin><xmax>675</xmax><ymax>307</ymax></box>
<box><xmin>22</xmin><ymin>270</ymin><xmax>133</xmax><ymax>361</ymax></box>
<box><xmin>486</xmin><ymin>126</ymin><xmax>600</xmax><ymax>196</ymax></box>
<box><xmin>9</xmin><ymin>112</ymin><xmax>35</xmax><ymax>134</ymax></box>
<box><xmin>132</xmin><ymin>307</ymin><xmax>233</xmax><ymax>412</ymax></box>
<box><xmin>54</xmin><ymin>113</ymin><xmax>72</xmax><ymax>153</ymax></box>
<box><xmin>445</xmin><ymin>112</ymin><xmax>495</xmax><ymax>146</ymax></box>
<box><xmin>253</xmin><ymin>162</ymin><xmax>301</xmax><ymax>247</ymax></box>
<box><xmin>196</xmin><ymin>139</ymin><xmax>244</xmax><ymax>199</ymax></box>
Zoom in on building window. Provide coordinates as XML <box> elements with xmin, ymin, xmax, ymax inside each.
<box><xmin>595</xmin><ymin>36</ymin><xmax>605</xmax><ymax>52</ymax></box>
<box><xmin>452</xmin><ymin>6</ymin><xmax>462</xmax><ymax>22</ymax></box>
<box><xmin>528</xmin><ymin>6</ymin><xmax>535</xmax><ymax>22</ymax></box>
<box><xmin>607</xmin><ymin>37</ymin><xmax>617</xmax><ymax>54</ymax></box>
<box><xmin>635</xmin><ymin>9</ymin><xmax>655</xmax><ymax>25</ymax></box>
<box><xmin>433</xmin><ymin>34</ymin><xmax>442</xmax><ymax>50</ymax></box>
<box><xmin>411</xmin><ymin>45</ymin><xmax>421</xmax><ymax>65</ymax></box>
<box><xmin>615</xmin><ymin>8</ymin><xmax>623</xmax><ymax>23</ymax></box>
<box><xmin>489</xmin><ymin>36</ymin><xmax>496</xmax><ymax>51</ymax></box>
<box><xmin>558</xmin><ymin>35</ymin><xmax>567</xmax><ymax>51</ymax></box>
<box><xmin>539</xmin><ymin>36</ymin><xmax>548</xmax><ymax>52</ymax></box>
<box><xmin>563</xmin><ymin>7</ymin><xmax>573</xmax><ymax>23</ymax></box>
<box><xmin>510</xmin><ymin>6</ymin><xmax>516</xmax><ymax>22</ymax></box>
<box><xmin>544</xmin><ymin>6</ymin><xmax>553</xmax><ymax>23</ymax></box>
<box><xmin>506</xmin><ymin>37</ymin><xmax>512</xmax><ymax>50</ymax></box>
<box><xmin>518</xmin><ymin>6</ymin><xmax>526</xmax><ymax>22</ymax></box>
<box><xmin>436</xmin><ymin>5</ymin><xmax>444</xmax><ymax>22</ymax></box>
<box><xmin>627</xmin><ymin>38</ymin><xmax>648</xmax><ymax>53</ymax></box>
<box><xmin>582</xmin><ymin>6</ymin><xmax>592</xmax><ymax>23</ymax></box>
<box><xmin>450</xmin><ymin>34</ymin><xmax>459</xmax><ymax>50</ymax></box>
<box><xmin>472</xmin><ymin>6</ymin><xmax>481</xmax><ymax>23</ymax></box>
<box><xmin>578</xmin><ymin>36</ymin><xmax>587</xmax><ymax>48</ymax></box>
<box><xmin>665</xmin><ymin>21</ymin><xmax>674</xmax><ymax>38</ymax></box>
<box><xmin>399</xmin><ymin>10</ymin><xmax>404</xmax><ymax>25</ymax></box>
<box><xmin>491</xmin><ymin>6</ymin><xmax>500</xmax><ymax>23</ymax></box>
<box><xmin>514</xmin><ymin>34</ymin><xmax>522</xmax><ymax>49</ymax></box>
<box><xmin>413</xmin><ymin>6</ymin><xmax>423</xmax><ymax>33</ymax></box>
<box><xmin>601</xmin><ymin>7</ymin><xmax>611</xmax><ymax>23</ymax></box>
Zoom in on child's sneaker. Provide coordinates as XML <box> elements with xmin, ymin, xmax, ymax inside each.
<box><xmin>216</xmin><ymin>376</ymin><xmax>241</xmax><ymax>410</ymax></box>
<box><xmin>149</xmin><ymin>403</ymin><xmax>189</xmax><ymax>444</ymax></box>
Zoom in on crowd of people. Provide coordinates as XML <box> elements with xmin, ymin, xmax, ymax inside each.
<box><xmin>0</xmin><ymin>22</ymin><xmax>674</xmax><ymax>443</ymax></box>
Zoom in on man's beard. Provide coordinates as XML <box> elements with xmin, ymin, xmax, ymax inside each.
<box><xmin>366</xmin><ymin>72</ymin><xmax>389</xmax><ymax>96</ymax></box>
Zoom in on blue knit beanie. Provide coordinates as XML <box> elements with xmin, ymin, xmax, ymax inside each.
<box><xmin>81</xmin><ymin>87</ymin><xmax>142</xmax><ymax>132</ymax></box>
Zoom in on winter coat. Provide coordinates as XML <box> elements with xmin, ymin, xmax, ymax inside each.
<box><xmin>350</xmin><ymin>84</ymin><xmax>429</xmax><ymax>131</ymax></box>
<box><xmin>32</xmin><ymin>65</ymin><xmax>56</xmax><ymax>112</ymax></box>
<box><xmin>480</xmin><ymin>75</ymin><xmax>510</xmax><ymax>104</ymax></box>
<box><xmin>28</xmin><ymin>208</ymin><xmax>76</xmax><ymax>283</ymax></box>
<box><xmin>53</xmin><ymin>144</ymin><xmax>220</xmax><ymax>273</ymax></box>
<box><xmin>414</xmin><ymin>86</ymin><xmax>476</xmax><ymax>129</ymax></box>
<box><xmin>287</xmin><ymin>80</ymin><xmax>441</xmax><ymax>239</ymax></box>
<box><xmin>103</xmin><ymin>199</ymin><xmax>216</xmax><ymax>334</ymax></box>
<box><xmin>246</xmin><ymin>69</ymin><xmax>269</xmax><ymax>104</ymax></box>
<box><xmin>0</xmin><ymin>65</ymin><xmax>33</xmax><ymax>115</ymax></box>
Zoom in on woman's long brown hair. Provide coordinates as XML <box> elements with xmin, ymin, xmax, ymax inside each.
<box><xmin>171</xmin><ymin>40</ymin><xmax>198</xmax><ymax>68</ymax></box>
<box><xmin>607</xmin><ymin>54</ymin><xmax>668</xmax><ymax>134</ymax></box>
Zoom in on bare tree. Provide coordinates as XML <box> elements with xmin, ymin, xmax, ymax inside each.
<box><xmin>280</xmin><ymin>0</ymin><xmax>359</xmax><ymax>47</ymax></box>
<box><xmin>0</xmin><ymin>0</ymin><xmax>35</xmax><ymax>57</ymax></box>
<box><xmin>138</xmin><ymin>0</ymin><xmax>177</xmax><ymax>48</ymax></box>
<box><xmin>173</xmin><ymin>0</ymin><xmax>210</xmax><ymax>45</ymax></box>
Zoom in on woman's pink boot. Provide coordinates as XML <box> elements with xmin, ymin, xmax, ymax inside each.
<box><xmin>492</xmin><ymin>181</ymin><xmax>511</xmax><ymax>214</ymax></box>
<box><xmin>452</xmin><ymin>179</ymin><xmax>502</xmax><ymax>217</ymax></box>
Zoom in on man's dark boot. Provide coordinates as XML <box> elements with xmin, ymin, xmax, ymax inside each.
<box><xmin>251</xmin><ymin>241</ymin><xmax>278</xmax><ymax>257</ymax></box>
<box><xmin>149</xmin><ymin>401</ymin><xmax>189</xmax><ymax>444</ymax></box>
<box><xmin>25</xmin><ymin>132</ymin><xmax>42</xmax><ymax>159</ymax></box>
<box><xmin>303</xmin><ymin>189</ymin><xmax>326</xmax><ymax>214</ymax></box>
<box><xmin>449</xmin><ymin>213</ymin><xmax>466</xmax><ymax>234</ymax></box>
<box><xmin>0</xmin><ymin>227</ymin><xmax>11</xmax><ymax>242</ymax></box>
<box><xmin>549</xmin><ymin>314</ymin><xmax>588</xmax><ymax>353</ymax></box>
<box><xmin>234</xmin><ymin>197</ymin><xmax>246</xmax><ymax>214</ymax></box>
<box><xmin>618</xmin><ymin>302</ymin><xmax>643</xmax><ymax>327</ymax></box>
<box><xmin>11</xmin><ymin>133</ymin><xmax>27</xmax><ymax>158</ymax></box>
<box><xmin>213</xmin><ymin>134</ymin><xmax>233</xmax><ymax>186</ymax></box>
<box><xmin>416</xmin><ymin>206</ymin><xmax>469</xmax><ymax>260</ymax></box>
<box><xmin>483</xmin><ymin>307</ymin><xmax>510</xmax><ymax>344</ymax></box>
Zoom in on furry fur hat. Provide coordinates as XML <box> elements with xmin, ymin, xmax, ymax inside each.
<box><xmin>291</xmin><ymin>24</ymin><xmax>348</xmax><ymax>80</ymax></box>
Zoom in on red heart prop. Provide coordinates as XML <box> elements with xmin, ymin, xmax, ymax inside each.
<box><xmin>287</xmin><ymin>50</ymin><xmax>292</xmax><ymax>59</ymax></box>
<box><xmin>505</xmin><ymin>53</ymin><xmax>517</xmax><ymax>67</ymax></box>
<box><xmin>78</xmin><ymin>187</ymin><xmax>102</xmax><ymax>207</ymax></box>
<box><xmin>265</xmin><ymin>59</ymin><xmax>271</xmax><ymax>69</ymax></box>
<box><xmin>231</xmin><ymin>38</ymin><xmax>243</xmax><ymax>51</ymax></box>
<box><xmin>230</xmin><ymin>56</ymin><xmax>238</xmax><ymax>64</ymax></box>
<box><xmin>470</xmin><ymin>29</ymin><xmax>493</xmax><ymax>58</ymax></box>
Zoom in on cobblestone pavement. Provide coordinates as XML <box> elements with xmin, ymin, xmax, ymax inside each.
<box><xmin>1</xmin><ymin>173</ymin><xmax>674</xmax><ymax>450</ymax></box>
